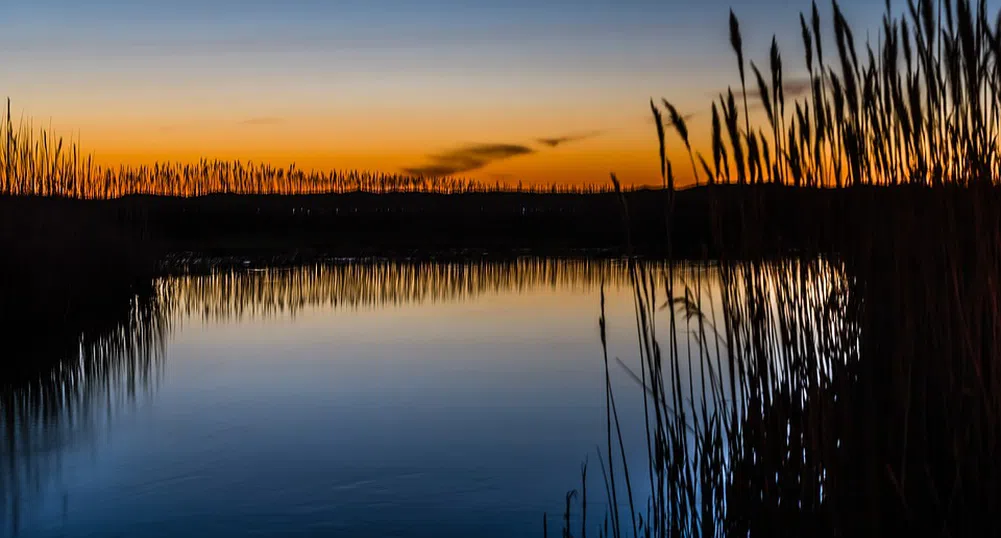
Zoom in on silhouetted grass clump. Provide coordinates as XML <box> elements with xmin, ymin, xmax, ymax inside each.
<box><xmin>652</xmin><ymin>0</ymin><xmax>1001</xmax><ymax>188</ymax></box>
<box><xmin>558</xmin><ymin>1</ymin><xmax>1001</xmax><ymax>537</ymax></box>
<box><xmin>0</xmin><ymin>197</ymin><xmax>159</xmax><ymax>375</ymax></box>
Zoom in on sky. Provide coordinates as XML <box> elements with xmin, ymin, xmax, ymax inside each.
<box><xmin>0</xmin><ymin>0</ymin><xmax>889</xmax><ymax>187</ymax></box>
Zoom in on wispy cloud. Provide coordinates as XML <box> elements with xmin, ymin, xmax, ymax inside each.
<box><xmin>647</xmin><ymin>112</ymin><xmax>697</xmax><ymax>127</ymax></box>
<box><xmin>403</xmin><ymin>128</ymin><xmax>604</xmax><ymax>177</ymax></box>
<box><xmin>733</xmin><ymin>77</ymin><xmax>813</xmax><ymax>109</ymax></box>
<box><xmin>536</xmin><ymin>130</ymin><xmax>605</xmax><ymax>148</ymax></box>
<box><xmin>239</xmin><ymin>117</ymin><xmax>285</xmax><ymax>126</ymax></box>
<box><xmin>403</xmin><ymin>143</ymin><xmax>534</xmax><ymax>176</ymax></box>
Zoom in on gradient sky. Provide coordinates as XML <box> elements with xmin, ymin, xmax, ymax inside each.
<box><xmin>2</xmin><ymin>0</ymin><xmax>890</xmax><ymax>187</ymax></box>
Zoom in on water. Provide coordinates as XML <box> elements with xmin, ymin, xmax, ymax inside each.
<box><xmin>3</xmin><ymin>259</ymin><xmax>687</xmax><ymax>538</ymax></box>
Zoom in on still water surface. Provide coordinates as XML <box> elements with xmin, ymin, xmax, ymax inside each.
<box><xmin>3</xmin><ymin>259</ymin><xmax>694</xmax><ymax>538</ymax></box>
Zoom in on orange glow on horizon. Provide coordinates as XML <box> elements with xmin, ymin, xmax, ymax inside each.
<box><xmin>5</xmin><ymin>75</ymin><xmax>725</xmax><ymax>192</ymax></box>
<box><xmin>24</xmin><ymin>106</ymin><xmax>708</xmax><ymax>191</ymax></box>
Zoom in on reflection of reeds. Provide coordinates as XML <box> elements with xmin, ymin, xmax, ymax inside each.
<box><xmin>165</xmin><ymin>258</ymin><xmax>658</xmax><ymax>322</ymax></box>
<box><xmin>0</xmin><ymin>100</ymin><xmax>615</xmax><ymax>198</ymax></box>
<box><xmin>1</xmin><ymin>285</ymin><xmax>171</xmax><ymax>535</ymax></box>
<box><xmin>572</xmin><ymin>259</ymin><xmax>856</xmax><ymax>538</ymax></box>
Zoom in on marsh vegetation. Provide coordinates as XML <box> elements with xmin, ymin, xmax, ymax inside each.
<box><xmin>554</xmin><ymin>1</ymin><xmax>1001</xmax><ymax>536</ymax></box>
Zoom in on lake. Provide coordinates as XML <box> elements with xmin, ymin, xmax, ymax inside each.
<box><xmin>3</xmin><ymin>258</ymin><xmax>712</xmax><ymax>538</ymax></box>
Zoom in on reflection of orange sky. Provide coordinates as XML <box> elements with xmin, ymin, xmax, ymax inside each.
<box><xmin>182</xmin><ymin>278</ymin><xmax>645</xmax><ymax>351</ymax></box>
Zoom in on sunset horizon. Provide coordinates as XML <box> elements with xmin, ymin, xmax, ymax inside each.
<box><xmin>7</xmin><ymin>1</ymin><xmax>1001</xmax><ymax>536</ymax></box>
<box><xmin>2</xmin><ymin>0</ymin><xmax>888</xmax><ymax>188</ymax></box>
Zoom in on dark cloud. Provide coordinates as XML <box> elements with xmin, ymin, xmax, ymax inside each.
<box><xmin>240</xmin><ymin>117</ymin><xmax>285</xmax><ymax>126</ymax></box>
<box><xmin>536</xmin><ymin>130</ymin><xmax>605</xmax><ymax>148</ymax></box>
<box><xmin>403</xmin><ymin>143</ymin><xmax>534</xmax><ymax>176</ymax></box>
<box><xmin>648</xmin><ymin>112</ymin><xmax>697</xmax><ymax>127</ymax></box>
<box><xmin>782</xmin><ymin>78</ymin><xmax>813</xmax><ymax>98</ymax></box>
<box><xmin>736</xmin><ymin>77</ymin><xmax>813</xmax><ymax>109</ymax></box>
<box><xmin>402</xmin><ymin>129</ymin><xmax>604</xmax><ymax>177</ymax></box>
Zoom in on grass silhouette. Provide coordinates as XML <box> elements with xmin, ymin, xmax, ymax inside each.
<box><xmin>562</xmin><ymin>1</ymin><xmax>1001</xmax><ymax>536</ymax></box>
<box><xmin>0</xmin><ymin>98</ymin><xmax>614</xmax><ymax>198</ymax></box>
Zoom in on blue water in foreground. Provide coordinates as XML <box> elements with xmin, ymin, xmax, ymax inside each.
<box><xmin>5</xmin><ymin>260</ymin><xmax>663</xmax><ymax>538</ymax></box>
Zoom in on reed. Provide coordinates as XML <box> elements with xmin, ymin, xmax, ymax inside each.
<box><xmin>651</xmin><ymin>1</ymin><xmax>1001</xmax><ymax>188</ymax></box>
<box><xmin>557</xmin><ymin>1</ymin><xmax>1001</xmax><ymax>536</ymax></box>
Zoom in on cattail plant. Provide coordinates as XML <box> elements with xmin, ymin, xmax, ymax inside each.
<box><xmin>647</xmin><ymin>0</ymin><xmax>1001</xmax><ymax>188</ymax></box>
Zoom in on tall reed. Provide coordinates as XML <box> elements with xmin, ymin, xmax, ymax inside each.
<box><xmin>654</xmin><ymin>0</ymin><xmax>1001</xmax><ymax>188</ymax></box>
<box><xmin>559</xmin><ymin>1</ymin><xmax>1001</xmax><ymax>536</ymax></box>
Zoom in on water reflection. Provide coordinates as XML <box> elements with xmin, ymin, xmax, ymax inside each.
<box><xmin>1</xmin><ymin>286</ymin><xmax>171</xmax><ymax>535</ymax></box>
<box><xmin>6</xmin><ymin>253</ymin><xmax>977</xmax><ymax>537</ymax></box>
<box><xmin>166</xmin><ymin>258</ymin><xmax>655</xmax><ymax>321</ymax></box>
<box><xmin>1</xmin><ymin>257</ymin><xmax>785</xmax><ymax>537</ymax></box>
<box><xmin>3</xmin><ymin>258</ymin><xmax>651</xmax><ymax>535</ymax></box>
<box><xmin>605</xmin><ymin>257</ymin><xmax>863</xmax><ymax>537</ymax></box>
